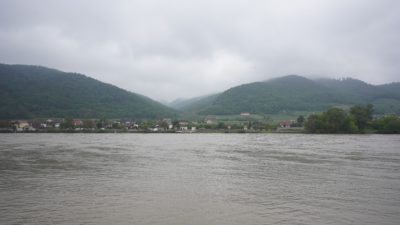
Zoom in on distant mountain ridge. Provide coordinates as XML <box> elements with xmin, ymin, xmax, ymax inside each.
<box><xmin>174</xmin><ymin>75</ymin><xmax>400</xmax><ymax>115</ymax></box>
<box><xmin>0</xmin><ymin>63</ymin><xmax>177</xmax><ymax>119</ymax></box>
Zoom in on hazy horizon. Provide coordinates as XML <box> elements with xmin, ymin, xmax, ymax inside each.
<box><xmin>1</xmin><ymin>0</ymin><xmax>399</xmax><ymax>101</ymax></box>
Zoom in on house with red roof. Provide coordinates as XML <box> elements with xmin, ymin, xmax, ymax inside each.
<box><xmin>279</xmin><ymin>120</ymin><xmax>291</xmax><ymax>128</ymax></box>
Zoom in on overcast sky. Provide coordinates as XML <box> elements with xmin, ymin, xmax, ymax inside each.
<box><xmin>0</xmin><ymin>0</ymin><xmax>399</xmax><ymax>101</ymax></box>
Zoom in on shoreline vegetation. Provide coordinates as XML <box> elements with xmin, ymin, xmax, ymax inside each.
<box><xmin>1</xmin><ymin>105</ymin><xmax>399</xmax><ymax>134</ymax></box>
<box><xmin>304</xmin><ymin>104</ymin><xmax>400</xmax><ymax>134</ymax></box>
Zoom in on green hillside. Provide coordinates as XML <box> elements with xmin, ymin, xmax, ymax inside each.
<box><xmin>183</xmin><ymin>75</ymin><xmax>400</xmax><ymax>115</ymax></box>
<box><xmin>315</xmin><ymin>78</ymin><xmax>400</xmax><ymax>114</ymax></box>
<box><xmin>0</xmin><ymin>64</ymin><xmax>177</xmax><ymax>119</ymax></box>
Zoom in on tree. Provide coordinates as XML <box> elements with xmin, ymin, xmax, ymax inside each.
<box><xmin>172</xmin><ymin>120</ymin><xmax>180</xmax><ymax>128</ymax></box>
<box><xmin>159</xmin><ymin>121</ymin><xmax>169</xmax><ymax>130</ymax></box>
<box><xmin>112</xmin><ymin>122</ymin><xmax>123</xmax><ymax>129</ymax></box>
<box><xmin>217</xmin><ymin>122</ymin><xmax>226</xmax><ymax>129</ymax></box>
<box><xmin>305</xmin><ymin>108</ymin><xmax>358</xmax><ymax>133</ymax></box>
<box><xmin>0</xmin><ymin>120</ymin><xmax>11</xmax><ymax>128</ymax></box>
<box><xmin>350</xmin><ymin>104</ymin><xmax>373</xmax><ymax>130</ymax></box>
<box><xmin>372</xmin><ymin>116</ymin><xmax>400</xmax><ymax>133</ymax></box>
<box><xmin>83</xmin><ymin>119</ymin><xmax>95</xmax><ymax>129</ymax></box>
<box><xmin>304</xmin><ymin>114</ymin><xmax>323</xmax><ymax>133</ymax></box>
<box><xmin>96</xmin><ymin>118</ymin><xmax>107</xmax><ymax>129</ymax></box>
<box><xmin>61</xmin><ymin>117</ymin><xmax>74</xmax><ymax>129</ymax></box>
<box><xmin>297</xmin><ymin>115</ymin><xmax>305</xmax><ymax>126</ymax></box>
<box><xmin>383</xmin><ymin>116</ymin><xmax>400</xmax><ymax>133</ymax></box>
<box><xmin>323</xmin><ymin>108</ymin><xmax>349</xmax><ymax>133</ymax></box>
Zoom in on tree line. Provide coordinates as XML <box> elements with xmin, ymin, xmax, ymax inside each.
<box><xmin>304</xmin><ymin>104</ymin><xmax>400</xmax><ymax>134</ymax></box>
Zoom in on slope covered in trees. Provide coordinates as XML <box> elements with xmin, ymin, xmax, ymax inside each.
<box><xmin>0</xmin><ymin>64</ymin><xmax>177</xmax><ymax>119</ymax></box>
<box><xmin>179</xmin><ymin>75</ymin><xmax>400</xmax><ymax>115</ymax></box>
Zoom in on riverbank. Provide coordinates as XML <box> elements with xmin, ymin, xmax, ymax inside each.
<box><xmin>2</xmin><ymin>128</ymin><xmax>398</xmax><ymax>134</ymax></box>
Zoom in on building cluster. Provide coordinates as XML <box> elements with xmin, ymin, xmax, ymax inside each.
<box><xmin>1</xmin><ymin>112</ymin><xmax>302</xmax><ymax>133</ymax></box>
<box><xmin>6</xmin><ymin>118</ymin><xmax>201</xmax><ymax>133</ymax></box>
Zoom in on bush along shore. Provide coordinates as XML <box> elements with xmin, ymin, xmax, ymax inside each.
<box><xmin>305</xmin><ymin>104</ymin><xmax>400</xmax><ymax>134</ymax></box>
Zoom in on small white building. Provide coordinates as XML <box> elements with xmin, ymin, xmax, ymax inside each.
<box><xmin>205</xmin><ymin>119</ymin><xmax>214</xmax><ymax>124</ymax></box>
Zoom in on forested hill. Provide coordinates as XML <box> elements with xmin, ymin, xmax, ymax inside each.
<box><xmin>179</xmin><ymin>75</ymin><xmax>400</xmax><ymax>115</ymax></box>
<box><xmin>0</xmin><ymin>63</ymin><xmax>177</xmax><ymax>119</ymax></box>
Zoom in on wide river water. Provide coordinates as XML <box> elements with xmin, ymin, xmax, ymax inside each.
<box><xmin>0</xmin><ymin>133</ymin><xmax>399</xmax><ymax>225</ymax></box>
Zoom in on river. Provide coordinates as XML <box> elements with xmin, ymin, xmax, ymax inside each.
<box><xmin>0</xmin><ymin>133</ymin><xmax>399</xmax><ymax>225</ymax></box>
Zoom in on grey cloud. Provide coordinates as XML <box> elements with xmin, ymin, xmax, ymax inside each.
<box><xmin>0</xmin><ymin>0</ymin><xmax>399</xmax><ymax>101</ymax></box>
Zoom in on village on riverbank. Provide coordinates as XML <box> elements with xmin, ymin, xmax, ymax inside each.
<box><xmin>0</xmin><ymin>113</ymin><xmax>305</xmax><ymax>134</ymax></box>
<box><xmin>1</xmin><ymin>105</ymin><xmax>399</xmax><ymax>134</ymax></box>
